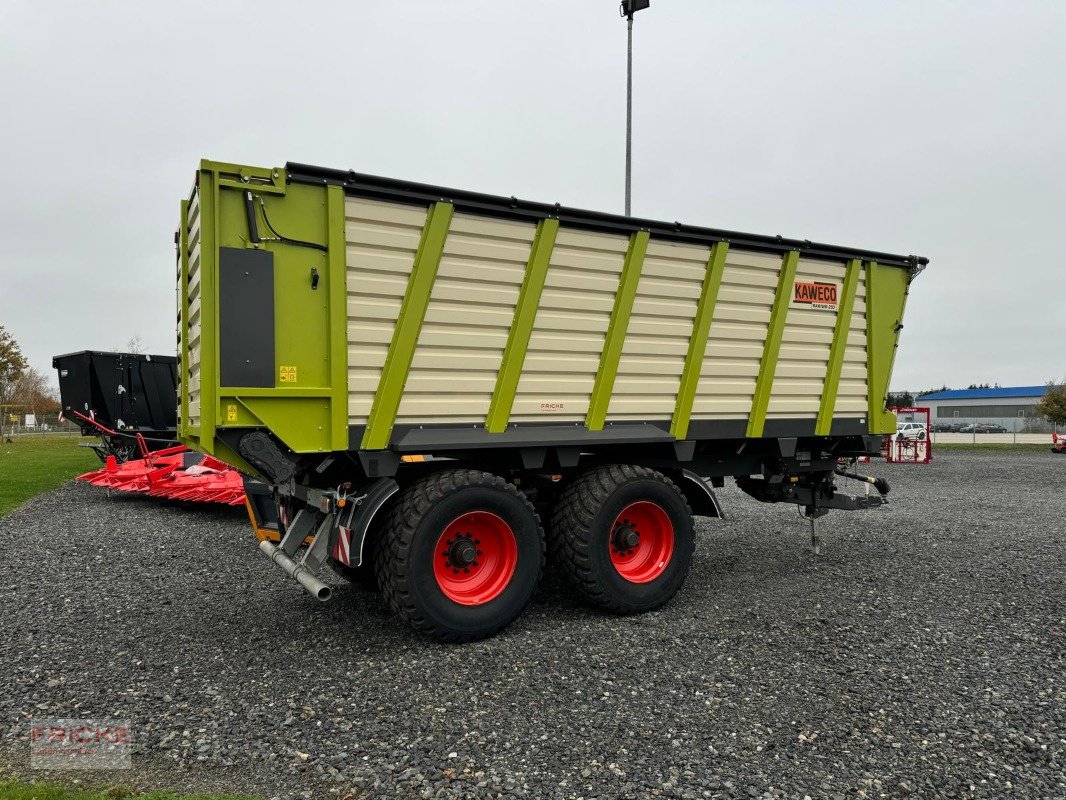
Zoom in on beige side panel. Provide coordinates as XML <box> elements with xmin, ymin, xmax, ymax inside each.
<box><xmin>186</xmin><ymin>188</ymin><xmax>202</xmax><ymax>429</ymax></box>
<box><xmin>511</xmin><ymin>228</ymin><xmax>629</xmax><ymax>421</ymax></box>
<box><xmin>690</xmin><ymin>249</ymin><xmax>781</xmax><ymax>418</ymax></box>
<box><xmin>607</xmin><ymin>239</ymin><xmax>708</xmax><ymax>420</ymax></box>
<box><xmin>836</xmin><ymin>264</ymin><xmax>869</xmax><ymax>415</ymax></box>
<box><xmin>344</xmin><ymin>197</ymin><xmax>428</xmax><ymax>424</ymax></box>
<box><xmin>766</xmin><ymin>258</ymin><xmax>846</xmax><ymax>420</ymax></box>
<box><xmin>396</xmin><ymin>213</ymin><xmax>535</xmax><ymax>423</ymax></box>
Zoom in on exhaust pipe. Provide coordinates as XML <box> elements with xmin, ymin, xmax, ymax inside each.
<box><xmin>259</xmin><ymin>539</ymin><xmax>332</xmax><ymax>602</ymax></box>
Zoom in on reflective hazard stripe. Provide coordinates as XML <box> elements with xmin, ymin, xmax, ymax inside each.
<box><xmin>333</xmin><ymin>526</ymin><xmax>352</xmax><ymax>565</ymax></box>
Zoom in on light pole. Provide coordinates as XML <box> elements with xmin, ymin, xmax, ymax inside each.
<box><xmin>621</xmin><ymin>0</ymin><xmax>650</xmax><ymax>216</ymax></box>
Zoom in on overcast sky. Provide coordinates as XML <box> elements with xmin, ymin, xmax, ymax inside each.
<box><xmin>1</xmin><ymin>0</ymin><xmax>1063</xmax><ymax>393</ymax></box>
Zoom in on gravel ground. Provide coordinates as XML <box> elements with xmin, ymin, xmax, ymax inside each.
<box><xmin>0</xmin><ymin>450</ymin><xmax>1063</xmax><ymax>799</ymax></box>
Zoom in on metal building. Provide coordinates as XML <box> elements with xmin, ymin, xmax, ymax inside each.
<box><xmin>916</xmin><ymin>385</ymin><xmax>1050</xmax><ymax>432</ymax></box>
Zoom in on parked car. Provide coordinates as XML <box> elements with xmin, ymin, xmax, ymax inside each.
<box><xmin>1052</xmin><ymin>434</ymin><xmax>1065</xmax><ymax>454</ymax></box>
<box><xmin>959</xmin><ymin>423</ymin><xmax>1007</xmax><ymax>434</ymax></box>
<box><xmin>931</xmin><ymin>422</ymin><xmax>964</xmax><ymax>433</ymax></box>
<box><xmin>896</xmin><ymin>422</ymin><xmax>928</xmax><ymax>440</ymax></box>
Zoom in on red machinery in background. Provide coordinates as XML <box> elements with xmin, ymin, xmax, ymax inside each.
<box><xmin>54</xmin><ymin>351</ymin><xmax>248</xmax><ymax>506</ymax></box>
<box><xmin>883</xmin><ymin>406</ymin><xmax>933</xmax><ymax>464</ymax></box>
<box><xmin>70</xmin><ymin>411</ymin><xmax>246</xmax><ymax>506</ymax></box>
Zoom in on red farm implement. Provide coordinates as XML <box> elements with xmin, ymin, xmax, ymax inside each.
<box><xmin>54</xmin><ymin>350</ymin><xmax>250</xmax><ymax>507</ymax></box>
<box><xmin>883</xmin><ymin>406</ymin><xmax>933</xmax><ymax>464</ymax></box>
<box><xmin>72</xmin><ymin>411</ymin><xmax>246</xmax><ymax>505</ymax></box>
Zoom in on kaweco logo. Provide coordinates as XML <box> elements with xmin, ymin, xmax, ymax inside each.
<box><xmin>793</xmin><ymin>281</ymin><xmax>839</xmax><ymax>311</ymax></box>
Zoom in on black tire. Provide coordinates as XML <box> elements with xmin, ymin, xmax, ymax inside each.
<box><xmin>551</xmin><ymin>465</ymin><xmax>694</xmax><ymax>614</ymax></box>
<box><xmin>329</xmin><ymin>558</ymin><xmax>377</xmax><ymax>589</ymax></box>
<box><xmin>373</xmin><ymin>469</ymin><xmax>544</xmax><ymax>642</ymax></box>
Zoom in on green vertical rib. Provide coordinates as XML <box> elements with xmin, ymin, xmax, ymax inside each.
<box><xmin>485</xmin><ymin>218</ymin><xmax>560</xmax><ymax>433</ymax></box>
<box><xmin>746</xmin><ymin>249</ymin><xmax>800</xmax><ymax>438</ymax></box>
<box><xmin>670</xmin><ymin>241</ymin><xmax>730</xmax><ymax>440</ymax></box>
<box><xmin>865</xmin><ymin>260</ymin><xmax>880</xmax><ymax>428</ymax></box>
<box><xmin>815</xmin><ymin>258</ymin><xmax>861</xmax><ymax>436</ymax></box>
<box><xmin>875</xmin><ymin>266</ymin><xmax>910</xmax><ymax>434</ymax></box>
<box><xmin>585</xmin><ymin>230</ymin><xmax>650</xmax><ymax>431</ymax></box>
<box><xmin>326</xmin><ymin>185</ymin><xmax>349</xmax><ymax>451</ymax></box>
<box><xmin>864</xmin><ymin>259</ymin><xmax>909</xmax><ymax>433</ymax></box>
<box><xmin>360</xmin><ymin>202</ymin><xmax>453</xmax><ymax>450</ymax></box>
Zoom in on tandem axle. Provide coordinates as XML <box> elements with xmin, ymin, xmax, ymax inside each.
<box><xmin>254</xmin><ymin>452</ymin><xmax>892</xmax><ymax>637</ymax></box>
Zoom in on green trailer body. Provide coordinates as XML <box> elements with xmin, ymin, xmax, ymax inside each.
<box><xmin>178</xmin><ymin>160</ymin><xmax>919</xmax><ymax>471</ymax></box>
<box><xmin>175</xmin><ymin>159</ymin><xmax>926</xmax><ymax>640</ymax></box>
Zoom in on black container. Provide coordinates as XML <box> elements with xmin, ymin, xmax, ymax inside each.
<box><xmin>52</xmin><ymin>350</ymin><xmax>178</xmax><ymax>460</ymax></box>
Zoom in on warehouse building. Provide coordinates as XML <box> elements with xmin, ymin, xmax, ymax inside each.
<box><xmin>915</xmin><ymin>385</ymin><xmax>1051</xmax><ymax>432</ymax></box>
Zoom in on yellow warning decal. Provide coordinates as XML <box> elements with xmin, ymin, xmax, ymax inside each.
<box><xmin>279</xmin><ymin>365</ymin><xmax>298</xmax><ymax>383</ymax></box>
<box><xmin>226</xmin><ymin>405</ymin><xmax>238</xmax><ymax>422</ymax></box>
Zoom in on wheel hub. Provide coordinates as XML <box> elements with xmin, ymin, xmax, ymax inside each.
<box><xmin>612</xmin><ymin>522</ymin><xmax>640</xmax><ymax>553</ymax></box>
<box><xmin>443</xmin><ymin>532</ymin><xmax>480</xmax><ymax>571</ymax></box>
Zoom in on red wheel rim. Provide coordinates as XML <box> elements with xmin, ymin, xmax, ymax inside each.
<box><xmin>433</xmin><ymin>511</ymin><xmax>518</xmax><ymax>605</ymax></box>
<box><xmin>609</xmin><ymin>501</ymin><xmax>674</xmax><ymax>583</ymax></box>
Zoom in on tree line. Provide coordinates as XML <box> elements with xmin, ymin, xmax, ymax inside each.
<box><xmin>0</xmin><ymin>325</ymin><xmax>60</xmax><ymax>421</ymax></box>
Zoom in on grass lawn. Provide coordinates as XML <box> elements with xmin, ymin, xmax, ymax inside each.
<box><xmin>934</xmin><ymin>442</ymin><xmax>1052</xmax><ymax>452</ymax></box>
<box><xmin>0</xmin><ymin>435</ymin><xmax>100</xmax><ymax>517</ymax></box>
<box><xmin>0</xmin><ymin>777</ymin><xmax>257</xmax><ymax>800</ymax></box>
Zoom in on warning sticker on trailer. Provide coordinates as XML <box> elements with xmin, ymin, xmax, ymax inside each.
<box><xmin>792</xmin><ymin>281</ymin><xmax>839</xmax><ymax>311</ymax></box>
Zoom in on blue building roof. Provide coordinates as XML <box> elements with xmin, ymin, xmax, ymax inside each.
<box><xmin>917</xmin><ymin>385</ymin><xmax>1048</xmax><ymax>401</ymax></box>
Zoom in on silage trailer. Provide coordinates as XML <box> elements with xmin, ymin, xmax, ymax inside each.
<box><xmin>177</xmin><ymin>159</ymin><xmax>926</xmax><ymax>641</ymax></box>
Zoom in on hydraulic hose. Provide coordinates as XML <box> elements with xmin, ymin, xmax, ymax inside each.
<box><xmin>835</xmin><ymin>466</ymin><xmax>890</xmax><ymax>496</ymax></box>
